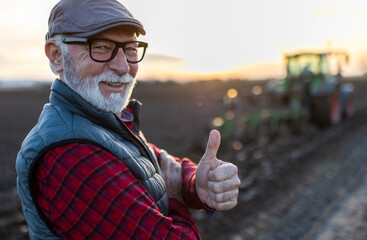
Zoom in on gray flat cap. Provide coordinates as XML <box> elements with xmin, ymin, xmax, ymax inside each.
<box><xmin>46</xmin><ymin>0</ymin><xmax>145</xmax><ymax>40</ymax></box>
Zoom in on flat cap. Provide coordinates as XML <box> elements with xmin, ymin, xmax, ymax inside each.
<box><xmin>46</xmin><ymin>0</ymin><xmax>145</xmax><ymax>40</ymax></box>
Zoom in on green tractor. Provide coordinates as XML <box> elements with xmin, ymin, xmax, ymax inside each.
<box><xmin>211</xmin><ymin>50</ymin><xmax>354</xmax><ymax>153</ymax></box>
<box><xmin>269</xmin><ymin>50</ymin><xmax>354</xmax><ymax>127</ymax></box>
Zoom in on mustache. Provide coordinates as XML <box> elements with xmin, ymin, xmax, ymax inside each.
<box><xmin>92</xmin><ymin>71</ymin><xmax>135</xmax><ymax>84</ymax></box>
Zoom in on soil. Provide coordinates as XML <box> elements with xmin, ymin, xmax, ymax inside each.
<box><xmin>1</xmin><ymin>77</ymin><xmax>367</xmax><ymax>239</ymax></box>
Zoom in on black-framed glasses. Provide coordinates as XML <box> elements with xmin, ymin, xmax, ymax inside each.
<box><xmin>62</xmin><ymin>37</ymin><xmax>148</xmax><ymax>63</ymax></box>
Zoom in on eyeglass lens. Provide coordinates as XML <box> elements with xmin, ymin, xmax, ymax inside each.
<box><xmin>90</xmin><ymin>39</ymin><xmax>145</xmax><ymax>63</ymax></box>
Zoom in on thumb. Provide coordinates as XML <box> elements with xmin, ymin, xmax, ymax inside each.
<box><xmin>202</xmin><ymin>129</ymin><xmax>221</xmax><ymax>162</ymax></box>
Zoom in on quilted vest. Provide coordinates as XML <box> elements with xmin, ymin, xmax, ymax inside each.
<box><xmin>16</xmin><ymin>79</ymin><xmax>168</xmax><ymax>239</ymax></box>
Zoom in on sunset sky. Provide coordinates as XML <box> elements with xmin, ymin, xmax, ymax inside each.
<box><xmin>1</xmin><ymin>0</ymin><xmax>367</xmax><ymax>82</ymax></box>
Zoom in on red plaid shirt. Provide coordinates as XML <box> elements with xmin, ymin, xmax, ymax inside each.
<box><xmin>32</xmin><ymin>118</ymin><xmax>207</xmax><ymax>239</ymax></box>
<box><xmin>33</xmin><ymin>143</ymin><xmax>204</xmax><ymax>239</ymax></box>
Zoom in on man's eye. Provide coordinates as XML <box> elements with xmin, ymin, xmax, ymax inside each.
<box><xmin>93</xmin><ymin>45</ymin><xmax>111</xmax><ymax>51</ymax></box>
<box><xmin>91</xmin><ymin>40</ymin><xmax>114</xmax><ymax>52</ymax></box>
<box><xmin>125</xmin><ymin>47</ymin><xmax>138</xmax><ymax>55</ymax></box>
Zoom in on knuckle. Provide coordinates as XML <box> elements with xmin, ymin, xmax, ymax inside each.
<box><xmin>234</xmin><ymin>189</ymin><xmax>239</xmax><ymax>197</ymax></box>
<box><xmin>174</xmin><ymin>160</ymin><xmax>181</xmax><ymax>167</ymax></box>
<box><xmin>212</xmin><ymin>183</ymin><xmax>223</xmax><ymax>193</ymax></box>
<box><xmin>159</xmin><ymin>150</ymin><xmax>167</xmax><ymax>157</ymax></box>
<box><xmin>228</xmin><ymin>164</ymin><xmax>238</xmax><ymax>175</ymax></box>
<box><xmin>209</xmin><ymin>182</ymin><xmax>221</xmax><ymax>193</ymax></box>
<box><xmin>214</xmin><ymin>193</ymin><xmax>223</xmax><ymax>202</ymax></box>
<box><xmin>227</xmin><ymin>201</ymin><xmax>237</xmax><ymax>210</ymax></box>
<box><xmin>211</xmin><ymin>172</ymin><xmax>221</xmax><ymax>181</ymax></box>
<box><xmin>172</xmin><ymin>162</ymin><xmax>181</xmax><ymax>173</ymax></box>
<box><xmin>214</xmin><ymin>199</ymin><xmax>238</xmax><ymax>210</ymax></box>
<box><xmin>228</xmin><ymin>191</ymin><xmax>236</xmax><ymax>201</ymax></box>
<box><xmin>226</xmin><ymin>201</ymin><xmax>237</xmax><ymax>210</ymax></box>
<box><xmin>176</xmin><ymin>165</ymin><xmax>182</xmax><ymax>173</ymax></box>
<box><xmin>235</xmin><ymin>178</ymin><xmax>241</xmax><ymax>187</ymax></box>
<box><xmin>229</xmin><ymin>164</ymin><xmax>238</xmax><ymax>175</ymax></box>
<box><xmin>171</xmin><ymin>160</ymin><xmax>177</xmax><ymax>167</ymax></box>
<box><xmin>213</xmin><ymin>202</ymin><xmax>224</xmax><ymax>210</ymax></box>
<box><xmin>227</xmin><ymin>191</ymin><xmax>238</xmax><ymax>202</ymax></box>
<box><xmin>233</xmin><ymin>164</ymin><xmax>238</xmax><ymax>174</ymax></box>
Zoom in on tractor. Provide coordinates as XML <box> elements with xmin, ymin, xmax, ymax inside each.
<box><xmin>268</xmin><ymin>50</ymin><xmax>354</xmax><ymax>128</ymax></box>
<box><xmin>212</xmin><ymin>50</ymin><xmax>354</xmax><ymax>155</ymax></box>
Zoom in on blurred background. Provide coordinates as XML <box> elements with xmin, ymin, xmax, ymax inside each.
<box><xmin>1</xmin><ymin>0</ymin><xmax>367</xmax><ymax>82</ymax></box>
<box><xmin>1</xmin><ymin>0</ymin><xmax>367</xmax><ymax>239</ymax></box>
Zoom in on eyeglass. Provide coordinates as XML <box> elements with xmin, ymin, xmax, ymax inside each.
<box><xmin>62</xmin><ymin>37</ymin><xmax>148</xmax><ymax>63</ymax></box>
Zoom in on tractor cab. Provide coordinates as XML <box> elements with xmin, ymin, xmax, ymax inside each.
<box><xmin>269</xmin><ymin>50</ymin><xmax>353</xmax><ymax>126</ymax></box>
<box><xmin>286</xmin><ymin>53</ymin><xmax>332</xmax><ymax>95</ymax></box>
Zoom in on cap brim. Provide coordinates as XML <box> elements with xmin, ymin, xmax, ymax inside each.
<box><xmin>73</xmin><ymin>21</ymin><xmax>146</xmax><ymax>37</ymax></box>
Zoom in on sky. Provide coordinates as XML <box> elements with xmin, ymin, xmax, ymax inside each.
<box><xmin>1</xmin><ymin>0</ymin><xmax>367</xmax><ymax>82</ymax></box>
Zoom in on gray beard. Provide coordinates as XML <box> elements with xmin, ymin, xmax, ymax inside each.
<box><xmin>61</xmin><ymin>52</ymin><xmax>136</xmax><ymax>113</ymax></box>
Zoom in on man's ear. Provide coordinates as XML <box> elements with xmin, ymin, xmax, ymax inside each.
<box><xmin>45</xmin><ymin>40</ymin><xmax>63</xmax><ymax>73</ymax></box>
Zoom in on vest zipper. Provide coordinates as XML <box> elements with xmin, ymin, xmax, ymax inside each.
<box><xmin>115</xmin><ymin>115</ymin><xmax>161</xmax><ymax>174</ymax></box>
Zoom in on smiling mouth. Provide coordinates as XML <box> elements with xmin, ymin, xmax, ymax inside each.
<box><xmin>102</xmin><ymin>81</ymin><xmax>125</xmax><ymax>87</ymax></box>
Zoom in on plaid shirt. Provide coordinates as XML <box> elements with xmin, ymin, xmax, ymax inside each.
<box><xmin>33</xmin><ymin>142</ymin><xmax>204</xmax><ymax>239</ymax></box>
<box><xmin>32</xmin><ymin>108</ymin><xmax>210</xmax><ymax>239</ymax></box>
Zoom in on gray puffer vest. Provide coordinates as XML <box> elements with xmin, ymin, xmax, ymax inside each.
<box><xmin>16</xmin><ymin>79</ymin><xmax>168</xmax><ymax>239</ymax></box>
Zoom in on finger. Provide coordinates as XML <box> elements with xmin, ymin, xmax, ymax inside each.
<box><xmin>208</xmin><ymin>176</ymin><xmax>241</xmax><ymax>193</ymax></box>
<box><xmin>169</xmin><ymin>160</ymin><xmax>182</xmax><ymax>185</ymax></box>
<box><xmin>209</xmin><ymin>189</ymin><xmax>239</xmax><ymax>203</ymax></box>
<box><xmin>160</xmin><ymin>150</ymin><xmax>177</xmax><ymax>165</ymax></box>
<box><xmin>170</xmin><ymin>158</ymin><xmax>181</xmax><ymax>172</ymax></box>
<box><xmin>159</xmin><ymin>150</ymin><xmax>169</xmax><ymax>169</ymax></box>
<box><xmin>201</xmin><ymin>130</ymin><xmax>221</xmax><ymax>162</ymax></box>
<box><xmin>175</xmin><ymin>162</ymin><xmax>182</xmax><ymax>178</ymax></box>
<box><xmin>211</xmin><ymin>199</ymin><xmax>238</xmax><ymax>211</ymax></box>
<box><xmin>208</xmin><ymin>163</ymin><xmax>238</xmax><ymax>182</ymax></box>
<box><xmin>160</xmin><ymin>152</ymin><xmax>174</xmax><ymax>181</ymax></box>
<box><xmin>159</xmin><ymin>150</ymin><xmax>168</xmax><ymax>162</ymax></box>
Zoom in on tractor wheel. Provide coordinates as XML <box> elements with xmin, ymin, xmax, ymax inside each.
<box><xmin>343</xmin><ymin>94</ymin><xmax>354</xmax><ymax>118</ymax></box>
<box><xmin>312</xmin><ymin>92</ymin><xmax>341</xmax><ymax>127</ymax></box>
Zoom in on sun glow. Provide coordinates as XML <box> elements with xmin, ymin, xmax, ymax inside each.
<box><xmin>1</xmin><ymin>0</ymin><xmax>367</xmax><ymax>82</ymax></box>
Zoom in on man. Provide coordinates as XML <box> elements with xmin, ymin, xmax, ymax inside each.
<box><xmin>16</xmin><ymin>0</ymin><xmax>241</xmax><ymax>239</ymax></box>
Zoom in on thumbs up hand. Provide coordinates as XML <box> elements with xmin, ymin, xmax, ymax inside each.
<box><xmin>196</xmin><ymin>130</ymin><xmax>241</xmax><ymax>211</ymax></box>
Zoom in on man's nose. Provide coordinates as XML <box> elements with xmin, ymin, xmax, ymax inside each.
<box><xmin>108</xmin><ymin>48</ymin><xmax>130</xmax><ymax>76</ymax></box>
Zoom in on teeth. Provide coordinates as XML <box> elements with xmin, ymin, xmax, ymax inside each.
<box><xmin>104</xmin><ymin>81</ymin><xmax>123</xmax><ymax>87</ymax></box>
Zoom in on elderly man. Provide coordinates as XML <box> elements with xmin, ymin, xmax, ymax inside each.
<box><xmin>16</xmin><ymin>0</ymin><xmax>240</xmax><ymax>239</ymax></box>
